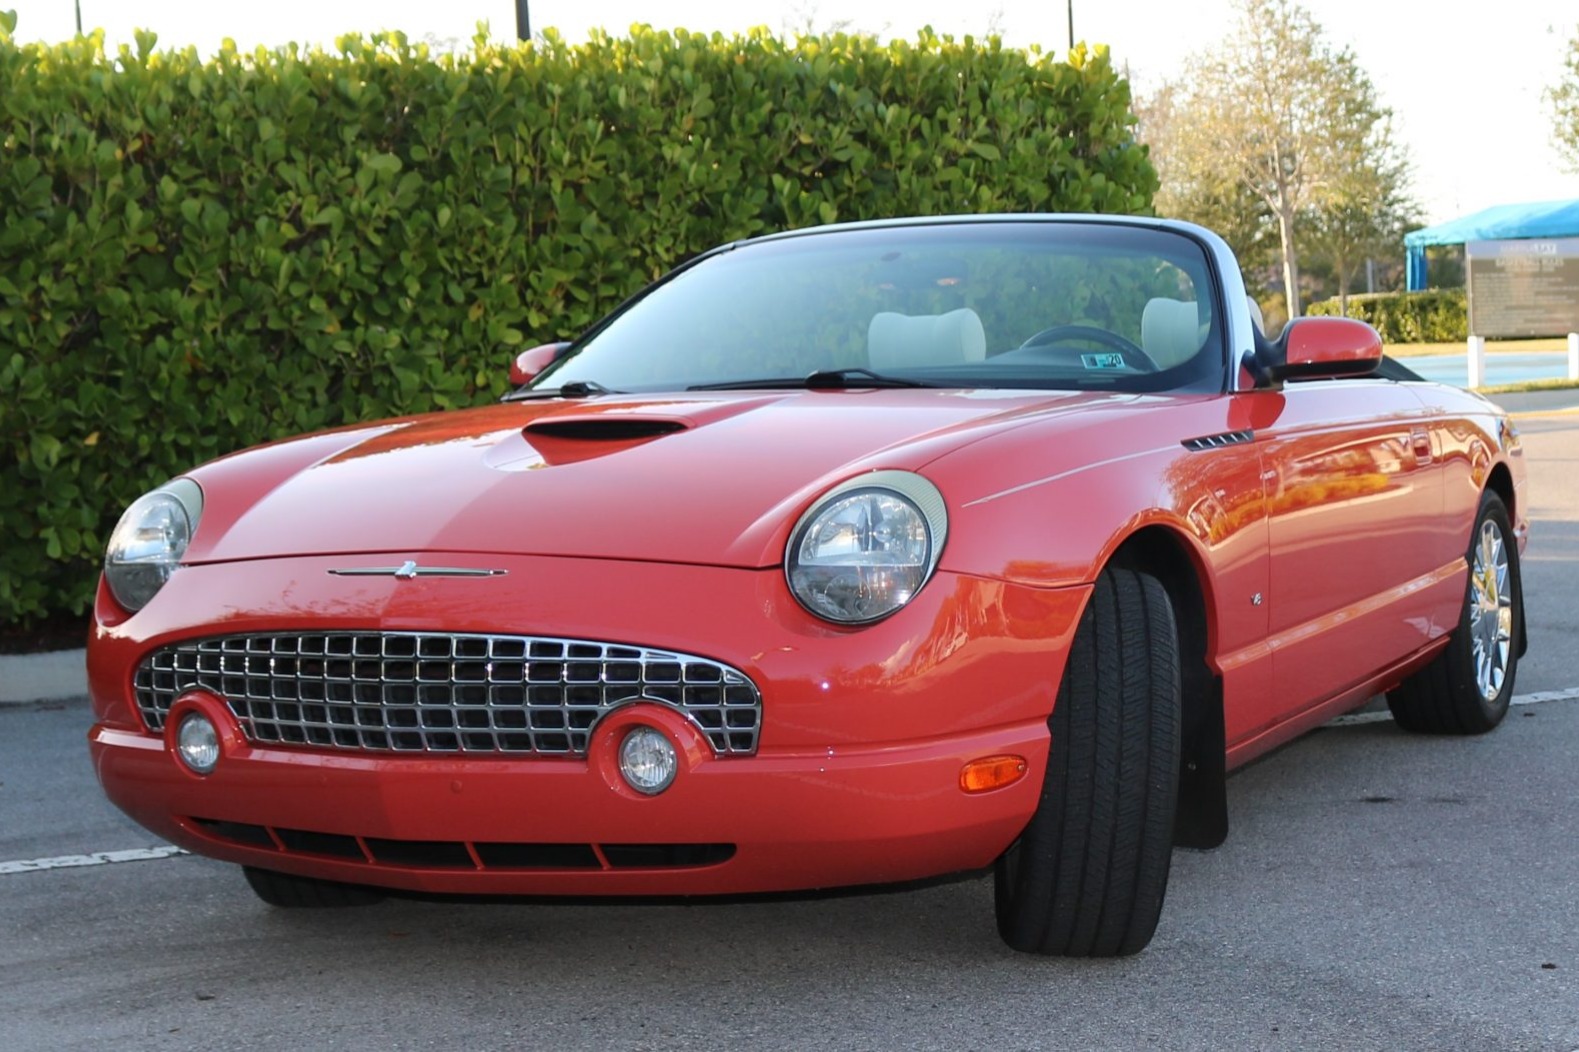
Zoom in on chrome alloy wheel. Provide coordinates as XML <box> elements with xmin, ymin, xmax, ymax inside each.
<box><xmin>1470</xmin><ymin>517</ymin><xmax>1513</xmax><ymax>703</ymax></box>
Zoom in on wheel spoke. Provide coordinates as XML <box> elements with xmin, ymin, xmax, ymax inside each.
<box><xmin>1468</xmin><ymin>517</ymin><xmax>1511</xmax><ymax>703</ymax></box>
<box><xmin>1389</xmin><ymin>498</ymin><xmax>1518</xmax><ymax>733</ymax></box>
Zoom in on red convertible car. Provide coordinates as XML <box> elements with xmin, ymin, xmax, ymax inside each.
<box><xmin>89</xmin><ymin>215</ymin><xmax>1527</xmax><ymax>956</ymax></box>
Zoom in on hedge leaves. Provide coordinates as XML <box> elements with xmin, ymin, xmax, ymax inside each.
<box><xmin>0</xmin><ymin>24</ymin><xmax>1156</xmax><ymax>626</ymax></box>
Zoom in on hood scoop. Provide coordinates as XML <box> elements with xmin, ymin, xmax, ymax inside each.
<box><xmin>484</xmin><ymin>415</ymin><xmax>691</xmax><ymax>471</ymax></box>
<box><xmin>523</xmin><ymin>417</ymin><xmax>689</xmax><ymax>441</ymax></box>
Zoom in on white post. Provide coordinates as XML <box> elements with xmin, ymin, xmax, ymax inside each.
<box><xmin>1569</xmin><ymin>333</ymin><xmax>1578</xmax><ymax>381</ymax></box>
<box><xmin>1467</xmin><ymin>335</ymin><xmax>1486</xmax><ymax>389</ymax></box>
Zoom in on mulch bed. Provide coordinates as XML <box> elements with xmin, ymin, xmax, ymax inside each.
<box><xmin>0</xmin><ymin>614</ymin><xmax>91</xmax><ymax>655</ymax></box>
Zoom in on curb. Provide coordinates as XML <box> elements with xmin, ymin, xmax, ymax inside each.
<box><xmin>0</xmin><ymin>648</ymin><xmax>88</xmax><ymax>704</ymax></box>
<box><xmin>1491</xmin><ymin>389</ymin><xmax>1579</xmax><ymax>416</ymax></box>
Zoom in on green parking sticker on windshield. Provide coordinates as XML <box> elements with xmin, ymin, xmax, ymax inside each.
<box><xmin>1081</xmin><ymin>353</ymin><xmax>1126</xmax><ymax>370</ymax></box>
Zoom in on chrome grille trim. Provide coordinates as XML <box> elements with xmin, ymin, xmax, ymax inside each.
<box><xmin>133</xmin><ymin>632</ymin><xmax>762</xmax><ymax>756</ymax></box>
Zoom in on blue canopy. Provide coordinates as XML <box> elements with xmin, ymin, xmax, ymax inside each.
<box><xmin>1405</xmin><ymin>199</ymin><xmax>1579</xmax><ymax>290</ymax></box>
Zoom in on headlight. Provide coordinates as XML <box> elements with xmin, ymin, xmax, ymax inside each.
<box><xmin>104</xmin><ymin>479</ymin><xmax>203</xmax><ymax>612</ymax></box>
<box><xmin>786</xmin><ymin>470</ymin><xmax>948</xmax><ymax>624</ymax></box>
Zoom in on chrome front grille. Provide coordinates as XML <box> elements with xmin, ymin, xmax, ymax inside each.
<box><xmin>133</xmin><ymin>633</ymin><xmax>762</xmax><ymax>756</ymax></box>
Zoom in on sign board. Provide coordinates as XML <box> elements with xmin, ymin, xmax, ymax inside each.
<box><xmin>1466</xmin><ymin>238</ymin><xmax>1579</xmax><ymax>337</ymax></box>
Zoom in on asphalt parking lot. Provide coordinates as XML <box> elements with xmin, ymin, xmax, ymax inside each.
<box><xmin>3</xmin><ymin>399</ymin><xmax>1577</xmax><ymax>1051</ymax></box>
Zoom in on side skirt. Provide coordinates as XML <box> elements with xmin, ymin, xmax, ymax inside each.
<box><xmin>1224</xmin><ymin>637</ymin><xmax>1450</xmax><ymax>771</ymax></box>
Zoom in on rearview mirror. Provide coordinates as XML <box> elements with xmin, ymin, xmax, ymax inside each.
<box><xmin>1253</xmin><ymin>317</ymin><xmax>1382</xmax><ymax>384</ymax></box>
<box><xmin>509</xmin><ymin>341</ymin><xmax>572</xmax><ymax>386</ymax></box>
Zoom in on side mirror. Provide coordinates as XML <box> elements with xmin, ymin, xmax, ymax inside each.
<box><xmin>1253</xmin><ymin>317</ymin><xmax>1382</xmax><ymax>384</ymax></box>
<box><xmin>509</xmin><ymin>341</ymin><xmax>572</xmax><ymax>386</ymax></box>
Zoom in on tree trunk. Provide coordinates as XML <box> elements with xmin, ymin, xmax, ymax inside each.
<box><xmin>1337</xmin><ymin>251</ymin><xmax>1350</xmax><ymax>315</ymax></box>
<box><xmin>1277</xmin><ymin>204</ymin><xmax>1302</xmax><ymax>319</ymax></box>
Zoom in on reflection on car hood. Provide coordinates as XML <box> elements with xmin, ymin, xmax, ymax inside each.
<box><xmin>184</xmin><ymin>389</ymin><xmax>1150</xmax><ymax>568</ymax></box>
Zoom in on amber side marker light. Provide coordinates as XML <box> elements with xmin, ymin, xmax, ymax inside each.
<box><xmin>959</xmin><ymin>755</ymin><xmax>1028</xmax><ymax>794</ymax></box>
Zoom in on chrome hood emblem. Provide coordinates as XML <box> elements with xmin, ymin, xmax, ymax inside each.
<box><xmin>329</xmin><ymin>561</ymin><xmax>507</xmax><ymax>579</ymax></box>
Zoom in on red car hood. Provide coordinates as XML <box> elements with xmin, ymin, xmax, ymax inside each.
<box><xmin>185</xmin><ymin>389</ymin><xmax>1145</xmax><ymax>568</ymax></box>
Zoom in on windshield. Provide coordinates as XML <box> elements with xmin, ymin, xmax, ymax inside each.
<box><xmin>532</xmin><ymin>221</ymin><xmax>1226</xmax><ymax>395</ymax></box>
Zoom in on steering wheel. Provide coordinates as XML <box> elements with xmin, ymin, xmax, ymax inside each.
<box><xmin>1018</xmin><ymin>324</ymin><xmax>1158</xmax><ymax>373</ymax></box>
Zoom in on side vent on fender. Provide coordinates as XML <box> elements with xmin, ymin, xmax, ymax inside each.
<box><xmin>1182</xmin><ymin>430</ymin><xmax>1254</xmax><ymax>451</ymax></box>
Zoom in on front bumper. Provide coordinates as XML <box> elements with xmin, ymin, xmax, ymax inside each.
<box><xmin>89</xmin><ymin>553</ymin><xmax>1087</xmax><ymax>895</ymax></box>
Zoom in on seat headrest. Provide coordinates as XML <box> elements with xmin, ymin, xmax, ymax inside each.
<box><xmin>868</xmin><ymin>308</ymin><xmax>987</xmax><ymax>371</ymax></box>
<box><xmin>1245</xmin><ymin>296</ymin><xmax>1266</xmax><ymax>337</ymax></box>
<box><xmin>1141</xmin><ymin>298</ymin><xmax>1205</xmax><ymax>369</ymax></box>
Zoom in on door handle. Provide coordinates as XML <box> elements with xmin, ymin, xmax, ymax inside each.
<box><xmin>1410</xmin><ymin>427</ymin><xmax>1433</xmax><ymax>465</ymax></box>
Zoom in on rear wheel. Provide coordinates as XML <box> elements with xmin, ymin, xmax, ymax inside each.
<box><xmin>1387</xmin><ymin>492</ymin><xmax>1520</xmax><ymax>734</ymax></box>
<box><xmin>242</xmin><ymin>866</ymin><xmax>386</xmax><ymax>908</ymax></box>
<box><xmin>994</xmin><ymin>566</ymin><xmax>1181</xmax><ymax>957</ymax></box>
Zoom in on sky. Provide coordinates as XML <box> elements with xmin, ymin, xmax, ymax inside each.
<box><xmin>6</xmin><ymin>0</ymin><xmax>1575</xmax><ymax>226</ymax></box>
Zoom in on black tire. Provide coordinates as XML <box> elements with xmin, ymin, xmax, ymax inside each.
<box><xmin>242</xmin><ymin>866</ymin><xmax>386</xmax><ymax>908</ymax></box>
<box><xmin>994</xmin><ymin>566</ymin><xmax>1181</xmax><ymax>957</ymax></box>
<box><xmin>1387</xmin><ymin>492</ymin><xmax>1521</xmax><ymax>734</ymax></box>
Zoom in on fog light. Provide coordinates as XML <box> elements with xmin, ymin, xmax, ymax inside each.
<box><xmin>618</xmin><ymin>726</ymin><xmax>678</xmax><ymax>795</ymax></box>
<box><xmin>177</xmin><ymin>713</ymin><xmax>220</xmax><ymax>775</ymax></box>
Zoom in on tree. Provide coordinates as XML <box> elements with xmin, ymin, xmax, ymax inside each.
<box><xmin>1158</xmin><ymin>0</ymin><xmax>1403</xmax><ymax>318</ymax></box>
<box><xmin>1302</xmin><ymin>122</ymin><xmax>1420</xmax><ymax>312</ymax></box>
<box><xmin>1137</xmin><ymin>80</ymin><xmax>1278</xmax><ymax>290</ymax></box>
<box><xmin>1548</xmin><ymin>25</ymin><xmax>1579</xmax><ymax>171</ymax></box>
<box><xmin>780</xmin><ymin>2</ymin><xmax>861</xmax><ymax>37</ymax></box>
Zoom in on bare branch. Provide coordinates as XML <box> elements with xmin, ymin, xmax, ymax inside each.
<box><xmin>1146</xmin><ymin>0</ymin><xmax>1414</xmax><ymax>318</ymax></box>
<box><xmin>1548</xmin><ymin>25</ymin><xmax>1579</xmax><ymax>171</ymax></box>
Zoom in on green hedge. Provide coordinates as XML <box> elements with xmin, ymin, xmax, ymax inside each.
<box><xmin>0</xmin><ymin>23</ymin><xmax>1157</xmax><ymax>627</ymax></box>
<box><xmin>1306</xmin><ymin>289</ymin><xmax>1467</xmax><ymax>343</ymax></box>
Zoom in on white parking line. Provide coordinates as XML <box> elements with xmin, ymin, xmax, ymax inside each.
<box><xmin>0</xmin><ymin>845</ymin><xmax>187</xmax><ymax>876</ymax></box>
<box><xmin>1327</xmin><ymin>686</ymin><xmax>1579</xmax><ymax>727</ymax></box>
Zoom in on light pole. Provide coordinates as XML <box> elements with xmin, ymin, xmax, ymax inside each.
<box><xmin>75</xmin><ymin>1</ymin><xmax>83</xmax><ymax>34</ymax></box>
<box><xmin>1067</xmin><ymin>0</ymin><xmax>1074</xmax><ymax>51</ymax></box>
<box><xmin>515</xmin><ymin>0</ymin><xmax>530</xmax><ymax>41</ymax></box>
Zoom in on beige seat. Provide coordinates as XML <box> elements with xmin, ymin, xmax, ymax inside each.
<box><xmin>867</xmin><ymin>308</ymin><xmax>987</xmax><ymax>371</ymax></box>
<box><xmin>1140</xmin><ymin>298</ymin><xmax>1206</xmax><ymax>370</ymax></box>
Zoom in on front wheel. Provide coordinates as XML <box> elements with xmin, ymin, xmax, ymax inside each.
<box><xmin>994</xmin><ymin>566</ymin><xmax>1181</xmax><ymax>957</ymax></box>
<box><xmin>1387</xmin><ymin>491</ymin><xmax>1521</xmax><ymax>734</ymax></box>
